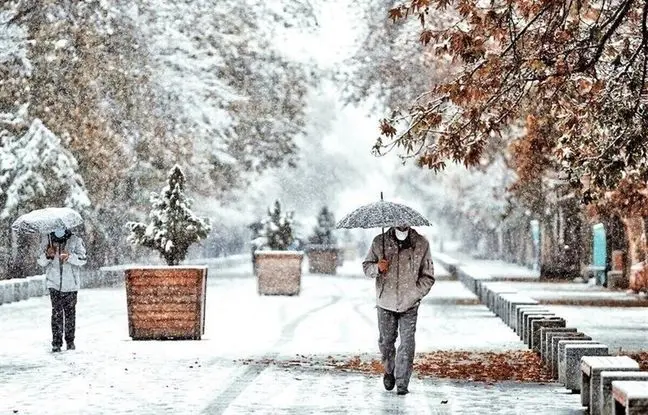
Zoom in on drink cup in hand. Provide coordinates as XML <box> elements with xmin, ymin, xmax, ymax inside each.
<box><xmin>378</xmin><ymin>259</ymin><xmax>389</xmax><ymax>273</ymax></box>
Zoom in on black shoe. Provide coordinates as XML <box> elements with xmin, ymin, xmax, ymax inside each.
<box><xmin>67</xmin><ymin>342</ymin><xmax>75</xmax><ymax>350</ymax></box>
<box><xmin>383</xmin><ymin>373</ymin><xmax>396</xmax><ymax>391</ymax></box>
<box><xmin>397</xmin><ymin>386</ymin><xmax>409</xmax><ymax>395</ymax></box>
<box><xmin>52</xmin><ymin>346</ymin><xmax>61</xmax><ymax>353</ymax></box>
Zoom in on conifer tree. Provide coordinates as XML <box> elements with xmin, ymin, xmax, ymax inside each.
<box><xmin>309</xmin><ymin>206</ymin><xmax>337</xmax><ymax>246</ymax></box>
<box><xmin>127</xmin><ymin>164</ymin><xmax>211</xmax><ymax>265</ymax></box>
<box><xmin>261</xmin><ymin>200</ymin><xmax>295</xmax><ymax>251</ymax></box>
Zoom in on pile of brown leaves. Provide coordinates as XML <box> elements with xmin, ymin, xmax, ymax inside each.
<box><xmin>624</xmin><ymin>352</ymin><xmax>648</xmax><ymax>371</ymax></box>
<box><xmin>238</xmin><ymin>350</ymin><xmax>555</xmax><ymax>383</ymax></box>
<box><xmin>331</xmin><ymin>351</ymin><xmax>553</xmax><ymax>383</ymax></box>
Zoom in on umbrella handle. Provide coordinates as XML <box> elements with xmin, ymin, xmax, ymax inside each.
<box><xmin>380</xmin><ymin>192</ymin><xmax>384</xmax><ymax>259</ymax></box>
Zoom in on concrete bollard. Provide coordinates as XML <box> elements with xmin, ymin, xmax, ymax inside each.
<box><xmin>507</xmin><ymin>300</ymin><xmax>539</xmax><ymax>330</ymax></box>
<box><xmin>524</xmin><ymin>313</ymin><xmax>556</xmax><ymax>345</ymax></box>
<box><xmin>515</xmin><ymin>306</ymin><xmax>548</xmax><ymax>333</ymax></box>
<box><xmin>530</xmin><ymin>318</ymin><xmax>566</xmax><ymax>352</ymax></box>
<box><xmin>550</xmin><ymin>335</ymin><xmax>592</xmax><ymax>378</ymax></box>
<box><xmin>518</xmin><ymin>308</ymin><xmax>551</xmax><ymax>336</ymax></box>
<box><xmin>471</xmin><ymin>274</ymin><xmax>493</xmax><ymax>296</ymax></box>
<box><xmin>505</xmin><ymin>296</ymin><xmax>536</xmax><ymax>325</ymax></box>
<box><xmin>599</xmin><ymin>371</ymin><xmax>648</xmax><ymax>415</ymax></box>
<box><xmin>541</xmin><ymin>328</ymin><xmax>577</xmax><ymax>363</ymax></box>
<box><xmin>559</xmin><ymin>343</ymin><xmax>609</xmax><ymax>391</ymax></box>
<box><xmin>477</xmin><ymin>281</ymin><xmax>496</xmax><ymax>304</ymax></box>
<box><xmin>580</xmin><ymin>356</ymin><xmax>639</xmax><ymax>415</ymax></box>
<box><xmin>486</xmin><ymin>287</ymin><xmax>505</xmax><ymax>311</ymax></box>
<box><xmin>479</xmin><ymin>282</ymin><xmax>499</xmax><ymax>305</ymax></box>
<box><xmin>497</xmin><ymin>292</ymin><xmax>523</xmax><ymax>320</ymax></box>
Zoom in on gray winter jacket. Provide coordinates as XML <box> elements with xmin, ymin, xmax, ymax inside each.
<box><xmin>37</xmin><ymin>234</ymin><xmax>87</xmax><ymax>292</ymax></box>
<box><xmin>363</xmin><ymin>228</ymin><xmax>435</xmax><ymax>312</ymax></box>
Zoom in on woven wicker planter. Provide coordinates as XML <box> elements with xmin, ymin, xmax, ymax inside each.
<box><xmin>255</xmin><ymin>251</ymin><xmax>303</xmax><ymax>295</ymax></box>
<box><xmin>125</xmin><ymin>266</ymin><xmax>207</xmax><ymax>340</ymax></box>
<box><xmin>306</xmin><ymin>245</ymin><xmax>338</xmax><ymax>275</ymax></box>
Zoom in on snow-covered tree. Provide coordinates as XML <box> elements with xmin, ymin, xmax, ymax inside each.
<box><xmin>344</xmin><ymin>0</ymin><xmax>450</xmax><ymax>112</ymax></box>
<box><xmin>0</xmin><ymin>110</ymin><xmax>90</xmax><ymax>220</ymax></box>
<box><xmin>127</xmin><ymin>165</ymin><xmax>211</xmax><ymax>266</ymax></box>
<box><xmin>139</xmin><ymin>0</ymin><xmax>316</xmax><ymax>194</ymax></box>
<box><xmin>257</xmin><ymin>200</ymin><xmax>296</xmax><ymax>251</ymax></box>
<box><xmin>309</xmin><ymin>206</ymin><xmax>337</xmax><ymax>246</ymax></box>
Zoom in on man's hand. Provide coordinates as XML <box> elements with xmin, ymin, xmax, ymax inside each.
<box><xmin>378</xmin><ymin>259</ymin><xmax>389</xmax><ymax>273</ymax></box>
<box><xmin>60</xmin><ymin>251</ymin><xmax>69</xmax><ymax>262</ymax></box>
<box><xmin>45</xmin><ymin>246</ymin><xmax>56</xmax><ymax>259</ymax></box>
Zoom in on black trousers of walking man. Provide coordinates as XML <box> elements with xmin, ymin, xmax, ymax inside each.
<box><xmin>49</xmin><ymin>288</ymin><xmax>77</xmax><ymax>349</ymax></box>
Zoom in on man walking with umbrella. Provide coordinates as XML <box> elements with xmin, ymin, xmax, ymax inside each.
<box><xmin>37</xmin><ymin>227</ymin><xmax>87</xmax><ymax>352</ymax></box>
<box><xmin>363</xmin><ymin>225</ymin><xmax>435</xmax><ymax>395</ymax></box>
<box><xmin>337</xmin><ymin>195</ymin><xmax>436</xmax><ymax>395</ymax></box>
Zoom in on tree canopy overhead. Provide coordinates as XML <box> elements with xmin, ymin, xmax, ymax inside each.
<box><xmin>375</xmin><ymin>0</ymin><xmax>648</xmax><ymax>202</ymax></box>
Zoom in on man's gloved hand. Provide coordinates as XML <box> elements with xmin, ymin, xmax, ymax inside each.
<box><xmin>378</xmin><ymin>259</ymin><xmax>389</xmax><ymax>273</ymax></box>
<box><xmin>45</xmin><ymin>246</ymin><xmax>56</xmax><ymax>260</ymax></box>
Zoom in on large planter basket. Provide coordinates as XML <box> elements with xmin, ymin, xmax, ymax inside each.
<box><xmin>306</xmin><ymin>245</ymin><xmax>338</xmax><ymax>275</ymax></box>
<box><xmin>255</xmin><ymin>251</ymin><xmax>303</xmax><ymax>295</ymax></box>
<box><xmin>125</xmin><ymin>266</ymin><xmax>207</xmax><ymax>340</ymax></box>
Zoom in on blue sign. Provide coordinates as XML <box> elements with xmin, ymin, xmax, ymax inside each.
<box><xmin>592</xmin><ymin>223</ymin><xmax>606</xmax><ymax>285</ymax></box>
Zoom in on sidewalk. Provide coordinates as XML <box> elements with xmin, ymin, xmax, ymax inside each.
<box><xmin>0</xmin><ymin>263</ymin><xmax>588</xmax><ymax>414</ymax></box>
<box><xmin>433</xmin><ymin>251</ymin><xmax>648</xmax><ymax>352</ymax></box>
<box><xmin>433</xmin><ymin>250</ymin><xmax>648</xmax><ymax>305</ymax></box>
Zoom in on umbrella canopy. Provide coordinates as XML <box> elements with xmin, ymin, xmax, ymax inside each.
<box><xmin>11</xmin><ymin>207</ymin><xmax>83</xmax><ymax>235</ymax></box>
<box><xmin>336</xmin><ymin>197</ymin><xmax>431</xmax><ymax>229</ymax></box>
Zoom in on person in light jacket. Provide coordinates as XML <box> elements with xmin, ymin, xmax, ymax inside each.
<box><xmin>37</xmin><ymin>227</ymin><xmax>87</xmax><ymax>352</ymax></box>
<box><xmin>363</xmin><ymin>226</ymin><xmax>435</xmax><ymax>395</ymax></box>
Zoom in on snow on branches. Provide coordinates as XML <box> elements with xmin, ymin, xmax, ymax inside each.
<box><xmin>127</xmin><ymin>165</ymin><xmax>211</xmax><ymax>266</ymax></box>
<box><xmin>0</xmin><ymin>111</ymin><xmax>90</xmax><ymax>219</ymax></box>
<box><xmin>254</xmin><ymin>200</ymin><xmax>296</xmax><ymax>251</ymax></box>
<box><xmin>309</xmin><ymin>206</ymin><xmax>337</xmax><ymax>246</ymax></box>
<box><xmin>375</xmin><ymin>0</ymin><xmax>648</xmax><ymax>207</ymax></box>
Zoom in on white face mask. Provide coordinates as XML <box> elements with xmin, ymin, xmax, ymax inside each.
<box><xmin>395</xmin><ymin>228</ymin><xmax>409</xmax><ymax>241</ymax></box>
<box><xmin>54</xmin><ymin>228</ymin><xmax>66</xmax><ymax>238</ymax></box>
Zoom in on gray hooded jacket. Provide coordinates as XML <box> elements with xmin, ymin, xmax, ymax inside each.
<box><xmin>37</xmin><ymin>234</ymin><xmax>87</xmax><ymax>292</ymax></box>
<box><xmin>363</xmin><ymin>228</ymin><xmax>435</xmax><ymax>312</ymax></box>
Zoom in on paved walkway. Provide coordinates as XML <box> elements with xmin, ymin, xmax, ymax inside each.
<box><xmin>0</xmin><ymin>262</ymin><xmax>600</xmax><ymax>414</ymax></box>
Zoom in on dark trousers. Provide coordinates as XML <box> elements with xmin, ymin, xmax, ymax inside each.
<box><xmin>377</xmin><ymin>304</ymin><xmax>419</xmax><ymax>388</ymax></box>
<box><xmin>49</xmin><ymin>289</ymin><xmax>77</xmax><ymax>348</ymax></box>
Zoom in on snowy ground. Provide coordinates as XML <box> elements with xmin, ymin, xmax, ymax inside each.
<box><xmin>0</xmin><ymin>260</ymin><xmax>617</xmax><ymax>414</ymax></box>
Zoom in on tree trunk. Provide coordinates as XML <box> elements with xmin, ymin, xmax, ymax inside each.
<box><xmin>540</xmin><ymin>198</ymin><xmax>582</xmax><ymax>280</ymax></box>
<box><xmin>605</xmin><ymin>214</ymin><xmax>629</xmax><ymax>288</ymax></box>
<box><xmin>561</xmin><ymin>199</ymin><xmax>582</xmax><ymax>277</ymax></box>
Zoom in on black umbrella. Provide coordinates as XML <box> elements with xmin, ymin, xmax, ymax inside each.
<box><xmin>336</xmin><ymin>193</ymin><xmax>431</xmax><ymax>258</ymax></box>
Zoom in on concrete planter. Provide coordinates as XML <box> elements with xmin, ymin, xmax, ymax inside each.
<box><xmin>306</xmin><ymin>245</ymin><xmax>338</xmax><ymax>275</ymax></box>
<box><xmin>255</xmin><ymin>251</ymin><xmax>303</xmax><ymax>295</ymax></box>
<box><xmin>125</xmin><ymin>266</ymin><xmax>207</xmax><ymax>340</ymax></box>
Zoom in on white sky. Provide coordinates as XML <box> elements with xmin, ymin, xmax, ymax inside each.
<box><xmin>270</xmin><ymin>0</ymin><xmax>404</xmax><ymax>222</ymax></box>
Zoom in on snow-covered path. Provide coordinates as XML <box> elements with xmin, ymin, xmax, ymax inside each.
<box><xmin>0</xmin><ymin>265</ymin><xmax>584</xmax><ymax>414</ymax></box>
